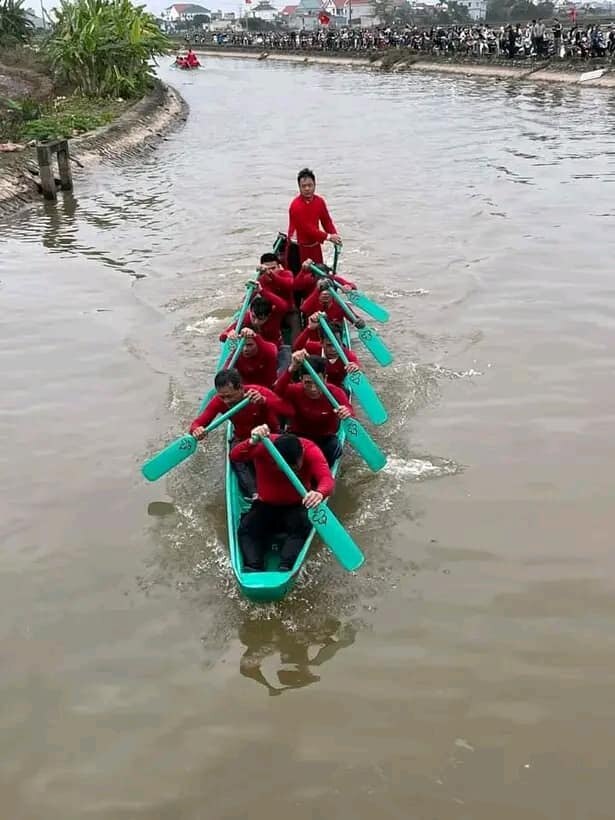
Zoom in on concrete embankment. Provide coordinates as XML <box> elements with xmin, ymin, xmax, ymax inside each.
<box><xmin>0</xmin><ymin>80</ymin><xmax>187</xmax><ymax>217</ymax></box>
<box><xmin>196</xmin><ymin>47</ymin><xmax>615</xmax><ymax>89</ymax></box>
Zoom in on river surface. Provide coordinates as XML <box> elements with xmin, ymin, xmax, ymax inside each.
<box><xmin>2</xmin><ymin>57</ymin><xmax>615</xmax><ymax>819</ymax></box>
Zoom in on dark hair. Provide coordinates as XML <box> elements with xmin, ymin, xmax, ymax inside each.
<box><xmin>302</xmin><ymin>354</ymin><xmax>326</xmax><ymax>378</ymax></box>
<box><xmin>274</xmin><ymin>433</ymin><xmax>303</xmax><ymax>467</ymax></box>
<box><xmin>250</xmin><ymin>295</ymin><xmax>272</xmax><ymax>319</ymax></box>
<box><xmin>297</xmin><ymin>168</ymin><xmax>315</xmax><ymax>185</ymax></box>
<box><xmin>260</xmin><ymin>252</ymin><xmax>279</xmax><ymax>265</ymax></box>
<box><xmin>214</xmin><ymin>368</ymin><xmax>242</xmax><ymax>390</ymax></box>
<box><xmin>319</xmin><ymin>321</ymin><xmax>343</xmax><ymax>344</ymax></box>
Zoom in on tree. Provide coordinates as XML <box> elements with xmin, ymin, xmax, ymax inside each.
<box><xmin>192</xmin><ymin>13</ymin><xmax>210</xmax><ymax>26</ymax></box>
<box><xmin>0</xmin><ymin>0</ymin><xmax>34</xmax><ymax>45</ymax></box>
<box><xmin>47</xmin><ymin>0</ymin><xmax>171</xmax><ymax>98</ymax></box>
<box><xmin>436</xmin><ymin>1</ymin><xmax>472</xmax><ymax>22</ymax></box>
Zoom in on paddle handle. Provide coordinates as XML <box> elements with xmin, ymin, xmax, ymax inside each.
<box><xmin>203</xmin><ymin>396</ymin><xmax>250</xmax><ymax>434</ymax></box>
<box><xmin>225</xmin><ymin>337</ymin><xmax>245</xmax><ymax>370</ymax></box>
<box><xmin>318</xmin><ymin>317</ymin><xmax>349</xmax><ymax>366</ymax></box>
<box><xmin>261</xmin><ymin>437</ymin><xmax>308</xmax><ymax>498</ymax></box>
<box><xmin>272</xmin><ymin>233</ymin><xmax>285</xmax><ymax>254</ymax></box>
<box><xmin>235</xmin><ymin>283</ymin><xmax>255</xmax><ymax>334</ymax></box>
<box><xmin>333</xmin><ymin>243</ymin><xmax>341</xmax><ymax>273</ymax></box>
<box><xmin>328</xmin><ymin>286</ymin><xmax>361</xmax><ymax>325</ymax></box>
<box><xmin>301</xmin><ymin>359</ymin><xmax>340</xmax><ymax>410</ymax></box>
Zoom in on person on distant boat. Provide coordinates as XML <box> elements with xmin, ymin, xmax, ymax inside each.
<box><xmin>273</xmin><ymin>351</ymin><xmax>352</xmax><ymax>467</ymax></box>
<box><xmin>293</xmin><ymin>313</ymin><xmax>361</xmax><ymax>390</ymax></box>
<box><xmin>186</xmin><ymin>48</ymin><xmax>200</xmax><ymax>67</ymax></box>
<box><xmin>231</xmin><ymin>426</ymin><xmax>335</xmax><ymax>572</ymax></box>
<box><xmin>287</xmin><ymin>168</ymin><xmax>341</xmax><ymax>268</ymax></box>
<box><xmin>233</xmin><ymin>327</ymin><xmax>278</xmax><ymax>389</ymax></box>
<box><xmin>190</xmin><ymin>369</ymin><xmax>291</xmax><ymax>498</ymax></box>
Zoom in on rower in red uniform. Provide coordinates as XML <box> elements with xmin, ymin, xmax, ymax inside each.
<box><xmin>220</xmin><ymin>289</ymin><xmax>287</xmax><ymax>349</ymax></box>
<box><xmin>190</xmin><ymin>369</ymin><xmax>291</xmax><ymax>498</ymax></box>
<box><xmin>293</xmin><ymin>257</ymin><xmax>356</xmax><ymax>301</ymax></box>
<box><xmin>231</xmin><ymin>426</ymin><xmax>334</xmax><ymax>572</ymax></box>
<box><xmin>258</xmin><ymin>253</ymin><xmax>294</xmax><ymax>308</ymax></box>
<box><xmin>234</xmin><ymin>328</ymin><xmax>278</xmax><ymax>389</ymax></box>
<box><xmin>273</xmin><ymin>351</ymin><xmax>352</xmax><ymax>466</ymax></box>
<box><xmin>287</xmin><ymin>168</ymin><xmax>342</xmax><ymax>267</ymax></box>
<box><xmin>293</xmin><ymin>313</ymin><xmax>361</xmax><ymax>390</ymax></box>
<box><xmin>300</xmin><ymin>279</ymin><xmax>349</xmax><ymax>325</ymax></box>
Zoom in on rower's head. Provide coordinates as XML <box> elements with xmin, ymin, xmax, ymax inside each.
<box><xmin>259</xmin><ymin>252</ymin><xmax>282</xmax><ymax>275</ymax></box>
<box><xmin>317</xmin><ymin>283</ymin><xmax>333</xmax><ymax>309</ymax></box>
<box><xmin>300</xmin><ymin>355</ymin><xmax>326</xmax><ymax>400</ymax></box>
<box><xmin>249</xmin><ymin>295</ymin><xmax>272</xmax><ymax>331</ymax></box>
<box><xmin>319</xmin><ymin>321</ymin><xmax>343</xmax><ymax>359</ymax></box>
<box><xmin>274</xmin><ymin>433</ymin><xmax>304</xmax><ymax>471</ymax></box>
<box><xmin>242</xmin><ymin>332</ymin><xmax>258</xmax><ymax>358</ymax></box>
<box><xmin>297</xmin><ymin>168</ymin><xmax>316</xmax><ymax>201</ymax></box>
<box><xmin>214</xmin><ymin>368</ymin><xmax>244</xmax><ymax>406</ymax></box>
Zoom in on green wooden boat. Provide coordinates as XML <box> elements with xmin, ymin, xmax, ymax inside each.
<box><xmin>214</xmin><ymin>326</ymin><xmax>351</xmax><ymax>603</ymax></box>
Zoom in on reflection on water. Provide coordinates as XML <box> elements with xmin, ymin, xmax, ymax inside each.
<box><xmin>238</xmin><ymin>616</ymin><xmax>356</xmax><ymax>696</ymax></box>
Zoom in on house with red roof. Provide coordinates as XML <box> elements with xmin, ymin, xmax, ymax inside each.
<box><xmin>161</xmin><ymin>3</ymin><xmax>211</xmax><ymax>22</ymax></box>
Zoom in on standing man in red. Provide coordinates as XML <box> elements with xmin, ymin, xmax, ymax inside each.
<box><xmin>287</xmin><ymin>168</ymin><xmax>342</xmax><ymax>268</ymax></box>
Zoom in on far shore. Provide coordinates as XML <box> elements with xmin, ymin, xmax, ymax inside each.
<box><xmin>195</xmin><ymin>47</ymin><xmax>615</xmax><ymax>88</ymax></box>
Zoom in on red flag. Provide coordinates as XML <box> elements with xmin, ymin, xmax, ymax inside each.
<box><xmin>245</xmin><ymin>0</ymin><xmax>252</xmax><ymax>4</ymax></box>
<box><xmin>318</xmin><ymin>10</ymin><xmax>330</xmax><ymax>23</ymax></box>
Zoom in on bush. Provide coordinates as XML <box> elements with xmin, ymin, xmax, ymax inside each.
<box><xmin>0</xmin><ymin>0</ymin><xmax>34</xmax><ymax>47</ymax></box>
<box><xmin>46</xmin><ymin>0</ymin><xmax>171</xmax><ymax>98</ymax></box>
<box><xmin>0</xmin><ymin>93</ymin><xmax>125</xmax><ymax>141</ymax></box>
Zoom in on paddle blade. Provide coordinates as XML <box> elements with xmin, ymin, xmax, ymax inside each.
<box><xmin>343</xmin><ymin>370</ymin><xmax>388</xmax><ymax>426</ymax></box>
<box><xmin>341</xmin><ymin>417</ymin><xmax>386</xmax><ymax>472</ymax></box>
<box><xmin>346</xmin><ymin>290</ymin><xmax>390</xmax><ymax>323</ymax></box>
<box><xmin>357</xmin><ymin>325</ymin><xmax>393</xmax><ymax>367</ymax></box>
<box><xmin>141</xmin><ymin>435</ymin><xmax>197</xmax><ymax>482</ymax></box>
<box><xmin>308</xmin><ymin>503</ymin><xmax>364</xmax><ymax>572</ymax></box>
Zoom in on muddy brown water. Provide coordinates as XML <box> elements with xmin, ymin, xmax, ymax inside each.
<box><xmin>2</xmin><ymin>57</ymin><xmax>615</xmax><ymax>819</ymax></box>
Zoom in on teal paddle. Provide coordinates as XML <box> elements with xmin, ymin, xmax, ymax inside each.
<box><xmin>142</xmin><ymin>397</ymin><xmax>250</xmax><ymax>482</ymax></box>
<box><xmin>220</xmin><ymin>282</ymin><xmax>255</xmax><ymax>363</ymax></box>
<box><xmin>309</xmin><ymin>263</ymin><xmax>389</xmax><ymax>324</ymax></box>
<box><xmin>301</xmin><ymin>359</ymin><xmax>386</xmax><ymax>472</ymax></box>
<box><xmin>332</xmin><ymin>243</ymin><xmax>341</xmax><ymax>274</ymax></box>
<box><xmin>327</xmin><ymin>288</ymin><xmax>393</xmax><ymax>367</ymax></box>
<box><xmin>260</xmin><ymin>436</ymin><xmax>364</xmax><ymax>572</ymax></box>
<box><xmin>272</xmin><ymin>233</ymin><xmax>285</xmax><ymax>255</ymax></box>
<box><xmin>318</xmin><ymin>317</ymin><xmax>388</xmax><ymax>426</ymax></box>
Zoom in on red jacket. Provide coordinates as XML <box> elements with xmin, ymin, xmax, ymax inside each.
<box><xmin>300</xmin><ymin>288</ymin><xmax>347</xmax><ymax>324</ymax></box>
<box><xmin>293</xmin><ymin>268</ymin><xmax>355</xmax><ymax>299</ymax></box>
<box><xmin>220</xmin><ymin>285</ymin><xmax>288</xmax><ymax>347</ymax></box>
<box><xmin>287</xmin><ymin>194</ymin><xmax>337</xmax><ymax>265</ymax></box>
<box><xmin>189</xmin><ymin>385</ymin><xmax>291</xmax><ymax>441</ymax></box>
<box><xmin>292</xmin><ymin>328</ymin><xmax>360</xmax><ymax>388</ymax></box>
<box><xmin>273</xmin><ymin>369</ymin><xmax>352</xmax><ymax>438</ymax></box>
<box><xmin>235</xmin><ymin>334</ymin><xmax>278</xmax><ymax>389</ymax></box>
<box><xmin>259</xmin><ymin>268</ymin><xmax>294</xmax><ymax>308</ymax></box>
<box><xmin>230</xmin><ymin>434</ymin><xmax>334</xmax><ymax>505</ymax></box>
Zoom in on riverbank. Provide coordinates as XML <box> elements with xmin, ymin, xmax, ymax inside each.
<box><xmin>197</xmin><ymin>47</ymin><xmax>615</xmax><ymax>88</ymax></box>
<box><xmin>0</xmin><ymin>80</ymin><xmax>187</xmax><ymax>216</ymax></box>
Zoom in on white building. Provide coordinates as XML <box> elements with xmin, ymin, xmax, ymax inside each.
<box><xmin>321</xmin><ymin>0</ymin><xmax>379</xmax><ymax>25</ymax></box>
<box><xmin>161</xmin><ymin>3</ymin><xmax>211</xmax><ymax>22</ymax></box>
<box><xmin>249</xmin><ymin>1</ymin><xmax>279</xmax><ymax>21</ymax></box>
<box><xmin>456</xmin><ymin>0</ymin><xmax>486</xmax><ymax>20</ymax></box>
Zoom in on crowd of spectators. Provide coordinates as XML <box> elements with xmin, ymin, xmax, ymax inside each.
<box><xmin>201</xmin><ymin>21</ymin><xmax>615</xmax><ymax>61</ymax></box>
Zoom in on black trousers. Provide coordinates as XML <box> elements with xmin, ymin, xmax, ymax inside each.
<box><xmin>313</xmin><ymin>435</ymin><xmax>342</xmax><ymax>468</ymax></box>
<box><xmin>239</xmin><ymin>501</ymin><xmax>311</xmax><ymax>571</ymax></box>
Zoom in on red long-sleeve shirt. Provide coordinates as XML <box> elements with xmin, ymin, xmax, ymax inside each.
<box><xmin>230</xmin><ymin>434</ymin><xmax>334</xmax><ymax>505</ymax></box>
<box><xmin>260</xmin><ymin>268</ymin><xmax>294</xmax><ymax>308</ymax></box>
<box><xmin>300</xmin><ymin>289</ymin><xmax>347</xmax><ymax>324</ymax></box>
<box><xmin>287</xmin><ymin>194</ymin><xmax>337</xmax><ymax>265</ymax></box>
<box><xmin>189</xmin><ymin>385</ymin><xmax>292</xmax><ymax>441</ymax></box>
<box><xmin>293</xmin><ymin>268</ymin><xmax>356</xmax><ymax>299</ymax></box>
<box><xmin>292</xmin><ymin>328</ymin><xmax>360</xmax><ymax>388</ymax></box>
<box><xmin>273</xmin><ymin>369</ymin><xmax>352</xmax><ymax>439</ymax></box>
<box><xmin>219</xmin><ymin>285</ymin><xmax>288</xmax><ymax>348</ymax></box>
<box><xmin>235</xmin><ymin>334</ymin><xmax>278</xmax><ymax>389</ymax></box>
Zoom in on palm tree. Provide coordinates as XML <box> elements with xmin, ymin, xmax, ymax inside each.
<box><xmin>0</xmin><ymin>0</ymin><xmax>35</xmax><ymax>45</ymax></box>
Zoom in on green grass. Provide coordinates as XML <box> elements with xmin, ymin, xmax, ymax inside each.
<box><xmin>1</xmin><ymin>94</ymin><xmax>127</xmax><ymax>142</ymax></box>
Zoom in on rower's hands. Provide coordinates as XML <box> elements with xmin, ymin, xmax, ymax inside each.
<box><xmin>289</xmin><ymin>349</ymin><xmax>307</xmax><ymax>372</ymax></box>
<box><xmin>335</xmin><ymin>406</ymin><xmax>352</xmax><ymax>420</ymax></box>
<box><xmin>192</xmin><ymin>426</ymin><xmax>207</xmax><ymax>441</ymax></box>
<box><xmin>226</xmin><ymin>329</ymin><xmax>238</xmax><ymax>341</ymax></box>
<box><xmin>308</xmin><ymin>311</ymin><xmax>324</xmax><ymax>330</ymax></box>
<box><xmin>327</xmin><ymin>234</ymin><xmax>342</xmax><ymax>246</ymax></box>
<box><xmin>240</xmin><ymin>327</ymin><xmax>256</xmax><ymax>339</ymax></box>
<box><xmin>345</xmin><ymin>362</ymin><xmax>360</xmax><ymax>374</ymax></box>
<box><xmin>317</xmin><ymin>279</ymin><xmax>331</xmax><ymax>292</ymax></box>
<box><xmin>303</xmin><ymin>490</ymin><xmax>324</xmax><ymax>509</ymax></box>
<box><xmin>301</xmin><ymin>258</ymin><xmax>314</xmax><ymax>270</ymax></box>
<box><xmin>246</xmin><ymin>388</ymin><xmax>265</xmax><ymax>404</ymax></box>
<box><xmin>250</xmin><ymin>424</ymin><xmax>270</xmax><ymax>443</ymax></box>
